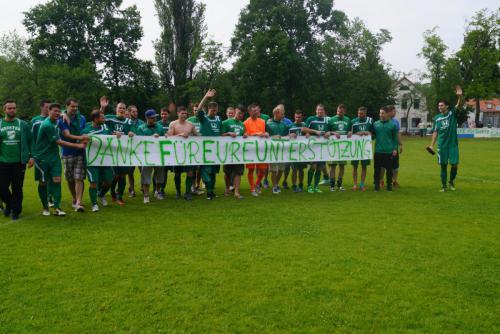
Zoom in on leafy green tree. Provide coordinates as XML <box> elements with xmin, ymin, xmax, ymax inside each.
<box><xmin>456</xmin><ymin>8</ymin><xmax>500</xmax><ymax>123</ymax></box>
<box><xmin>0</xmin><ymin>32</ymin><xmax>38</xmax><ymax>118</ymax></box>
<box><xmin>23</xmin><ymin>0</ymin><xmax>143</xmax><ymax>98</ymax></box>
<box><xmin>154</xmin><ymin>0</ymin><xmax>207</xmax><ymax>105</ymax></box>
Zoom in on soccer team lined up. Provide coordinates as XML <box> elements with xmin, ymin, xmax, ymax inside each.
<box><xmin>0</xmin><ymin>87</ymin><xmax>463</xmax><ymax>220</ymax></box>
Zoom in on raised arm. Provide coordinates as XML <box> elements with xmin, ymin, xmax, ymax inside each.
<box><xmin>455</xmin><ymin>85</ymin><xmax>464</xmax><ymax>109</ymax></box>
<box><xmin>197</xmin><ymin>89</ymin><xmax>216</xmax><ymax>111</ymax></box>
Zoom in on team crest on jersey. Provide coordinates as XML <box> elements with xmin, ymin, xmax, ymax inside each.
<box><xmin>7</xmin><ymin>130</ymin><xmax>16</xmax><ymax>140</ymax></box>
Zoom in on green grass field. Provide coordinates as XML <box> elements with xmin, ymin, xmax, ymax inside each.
<box><xmin>0</xmin><ymin>137</ymin><xmax>498</xmax><ymax>333</ymax></box>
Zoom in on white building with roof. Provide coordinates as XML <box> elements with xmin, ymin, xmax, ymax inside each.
<box><xmin>393</xmin><ymin>77</ymin><xmax>428</xmax><ymax>133</ymax></box>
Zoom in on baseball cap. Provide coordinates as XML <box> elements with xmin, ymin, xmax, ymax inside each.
<box><xmin>145</xmin><ymin>109</ymin><xmax>158</xmax><ymax>118</ymax></box>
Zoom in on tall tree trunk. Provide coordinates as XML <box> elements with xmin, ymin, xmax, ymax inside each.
<box><xmin>475</xmin><ymin>98</ymin><xmax>481</xmax><ymax>125</ymax></box>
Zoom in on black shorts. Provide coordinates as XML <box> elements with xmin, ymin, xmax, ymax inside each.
<box><xmin>173</xmin><ymin>166</ymin><xmax>195</xmax><ymax>173</ymax></box>
<box><xmin>223</xmin><ymin>164</ymin><xmax>245</xmax><ymax>177</ymax></box>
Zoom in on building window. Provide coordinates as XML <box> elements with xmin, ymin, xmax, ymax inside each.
<box><xmin>487</xmin><ymin>103</ymin><xmax>493</xmax><ymax>109</ymax></box>
<box><xmin>401</xmin><ymin>99</ymin><xmax>408</xmax><ymax>109</ymax></box>
<box><xmin>401</xmin><ymin>117</ymin><xmax>408</xmax><ymax>129</ymax></box>
<box><xmin>414</xmin><ymin>98</ymin><xmax>420</xmax><ymax>109</ymax></box>
<box><xmin>399</xmin><ymin>85</ymin><xmax>410</xmax><ymax>91</ymax></box>
<box><xmin>412</xmin><ymin>118</ymin><xmax>421</xmax><ymax>128</ymax></box>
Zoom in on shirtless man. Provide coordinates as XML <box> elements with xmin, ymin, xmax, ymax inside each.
<box><xmin>167</xmin><ymin>106</ymin><xmax>199</xmax><ymax>200</ymax></box>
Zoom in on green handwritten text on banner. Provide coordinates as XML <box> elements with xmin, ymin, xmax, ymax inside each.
<box><xmin>86</xmin><ymin>135</ymin><xmax>373</xmax><ymax>166</ymax></box>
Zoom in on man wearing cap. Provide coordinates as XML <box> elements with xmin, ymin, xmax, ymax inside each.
<box><xmin>137</xmin><ymin>109</ymin><xmax>165</xmax><ymax>203</ymax></box>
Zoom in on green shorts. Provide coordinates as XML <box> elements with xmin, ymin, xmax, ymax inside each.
<box><xmin>437</xmin><ymin>145</ymin><xmax>459</xmax><ymax>165</ymax></box>
<box><xmin>329</xmin><ymin>161</ymin><xmax>347</xmax><ymax>166</ymax></box>
<box><xmin>34</xmin><ymin>159</ymin><xmax>62</xmax><ymax>183</ymax></box>
<box><xmin>87</xmin><ymin>167</ymin><xmax>114</xmax><ymax>185</ymax></box>
<box><xmin>200</xmin><ymin>165</ymin><xmax>220</xmax><ymax>174</ymax></box>
<box><xmin>351</xmin><ymin>160</ymin><xmax>371</xmax><ymax>167</ymax></box>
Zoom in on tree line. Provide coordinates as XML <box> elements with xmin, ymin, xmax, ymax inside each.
<box><xmin>0</xmin><ymin>0</ymin><xmax>498</xmax><ymax>123</ymax></box>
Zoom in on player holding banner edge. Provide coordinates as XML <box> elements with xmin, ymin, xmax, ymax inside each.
<box><xmin>427</xmin><ymin>85</ymin><xmax>464</xmax><ymax>192</ymax></box>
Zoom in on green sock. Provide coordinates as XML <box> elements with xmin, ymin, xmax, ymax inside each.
<box><xmin>314</xmin><ymin>170</ymin><xmax>321</xmax><ymax>187</ymax></box>
<box><xmin>89</xmin><ymin>187</ymin><xmax>98</xmax><ymax>205</ymax></box>
<box><xmin>210</xmin><ymin>174</ymin><xmax>216</xmax><ymax>193</ymax></box>
<box><xmin>47</xmin><ymin>182</ymin><xmax>53</xmax><ymax>203</ymax></box>
<box><xmin>185</xmin><ymin>176</ymin><xmax>193</xmax><ymax>194</ymax></box>
<box><xmin>307</xmin><ymin>169</ymin><xmax>314</xmax><ymax>187</ymax></box>
<box><xmin>200</xmin><ymin>168</ymin><xmax>211</xmax><ymax>189</ymax></box>
<box><xmin>450</xmin><ymin>166</ymin><xmax>458</xmax><ymax>182</ymax></box>
<box><xmin>440</xmin><ymin>165</ymin><xmax>448</xmax><ymax>187</ymax></box>
<box><xmin>38</xmin><ymin>184</ymin><xmax>48</xmax><ymax>209</ymax></box>
<box><xmin>117</xmin><ymin>177</ymin><xmax>126</xmax><ymax>199</ymax></box>
<box><xmin>52</xmin><ymin>182</ymin><xmax>62</xmax><ymax>208</ymax></box>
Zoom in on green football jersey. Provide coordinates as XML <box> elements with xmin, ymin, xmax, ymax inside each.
<box><xmin>196</xmin><ymin>110</ymin><xmax>222</xmax><ymax>136</ymax></box>
<box><xmin>288</xmin><ymin>122</ymin><xmax>306</xmax><ymax>136</ymax></box>
<box><xmin>105</xmin><ymin>115</ymin><xmax>132</xmax><ymax>134</ymax></box>
<box><xmin>159</xmin><ymin>120</ymin><xmax>170</xmax><ymax>135</ymax></box>
<box><xmin>266</xmin><ymin>119</ymin><xmax>288</xmax><ymax>136</ymax></box>
<box><xmin>30</xmin><ymin>115</ymin><xmax>47</xmax><ymax>146</ymax></box>
<box><xmin>187</xmin><ymin>116</ymin><xmax>201</xmax><ymax>133</ymax></box>
<box><xmin>305</xmin><ymin>116</ymin><xmax>329</xmax><ymax>134</ymax></box>
<box><xmin>222</xmin><ymin>118</ymin><xmax>245</xmax><ymax>136</ymax></box>
<box><xmin>433</xmin><ymin>108</ymin><xmax>458</xmax><ymax>149</ymax></box>
<box><xmin>81</xmin><ymin>123</ymin><xmax>111</xmax><ymax>136</ymax></box>
<box><xmin>137</xmin><ymin>122</ymin><xmax>164</xmax><ymax>136</ymax></box>
<box><xmin>260</xmin><ymin>113</ymin><xmax>270</xmax><ymax>121</ymax></box>
<box><xmin>351</xmin><ymin>117</ymin><xmax>373</xmax><ymax>133</ymax></box>
<box><xmin>328</xmin><ymin>115</ymin><xmax>351</xmax><ymax>134</ymax></box>
<box><xmin>34</xmin><ymin>117</ymin><xmax>60</xmax><ymax>162</ymax></box>
<box><xmin>372</xmin><ymin>120</ymin><xmax>398</xmax><ymax>154</ymax></box>
<box><xmin>129</xmin><ymin>118</ymin><xmax>145</xmax><ymax>134</ymax></box>
<box><xmin>0</xmin><ymin>119</ymin><xmax>22</xmax><ymax>163</ymax></box>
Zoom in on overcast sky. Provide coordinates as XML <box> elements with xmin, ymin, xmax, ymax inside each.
<box><xmin>1</xmin><ymin>0</ymin><xmax>497</xmax><ymax>77</ymax></box>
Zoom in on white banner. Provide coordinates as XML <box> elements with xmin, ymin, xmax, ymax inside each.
<box><xmin>86</xmin><ymin>135</ymin><xmax>373</xmax><ymax>167</ymax></box>
<box><xmin>457</xmin><ymin>128</ymin><xmax>500</xmax><ymax>138</ymax></box>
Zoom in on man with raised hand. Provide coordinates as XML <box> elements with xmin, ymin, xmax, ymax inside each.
<box><xmin>304</xmin><ymin>104</ymin><xmax>330</xmax><ymax>194</ymax></box>
<box><xmin>350</xmin><ymin>107</ymin><xmax>373</xmax><ymax>191</ymax></box>
<box><xmin>34</xmin><ymin>103</ymin><xmax>87</xmax><ymax>216</ymax></box>
<box><xmin>244</xmin><ymin>103</ymin><xmax>270</xmax><ymax>197</ymax></box>
<box><xmin>266</xmin><ymin>104</ymin><xmax>289</xmax><ymax>195</ymax></box>
<box><xmin>288</xmin><ymin>110</ymin><xmax>307</xmax><ymax>192</ymax></box>
<box><xmin>127</xmin><ymin>105</ymin><xmax>144</xmax><ymax>198</ymax></box>
<box><xmin>372</xmin><ymin>106</ymin><xmax>398</xmax><ymax>192</ymax></box>
<box><xmin>137</xmin><ymin>110</ymin><xmax>165</xmax><ymax>204</ymax></box>
<box><xmin>187</xmin><ymin>103</ymin><xmax>204</xmax><ymax>195</ymax></box>
<box><xmin>58</xmin><ymin>98</ymin><xmax>88</xmax><ymax>212</ymax></box>
<box><xmin>196</xmin><ymin>89</ymin><xmax>222</xmax><ymax>200</ymax></box>
<box><xmin>427</xmin><ymin>86</ymin><xmax>463</xmax><ymax>192</ymax></box>
<box><xmin>105</xmin><ymin>102</ymin><xmax>134</xmax><ymax>205</ymax></box>
<box><xmin>0</xmin><ymin>100</ymin><xmax>33</xmax><ymax>220</ymax></box>
<box><xmin>81</xmin><ymin>109</ymin><xmax>114</xmax><ymax>212</ymax></box>
<box><xmin>31</xmin><ymin>99</ymin><xmax>54</xmax><ymax>207</ymax></box>
<box><xmin>327</xmin><ymin>104</ymin><xmax>351</xmax><ymax>192</ymax></box>
<box><xmin>222</xmin><ymin>107</ymin><xmax>246</xmax><ymax>199</ymax></box>
<box><xmin>169</xmin><ymin>106</ymin><xmax>200</xmax><ymax>201</ymax></box>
